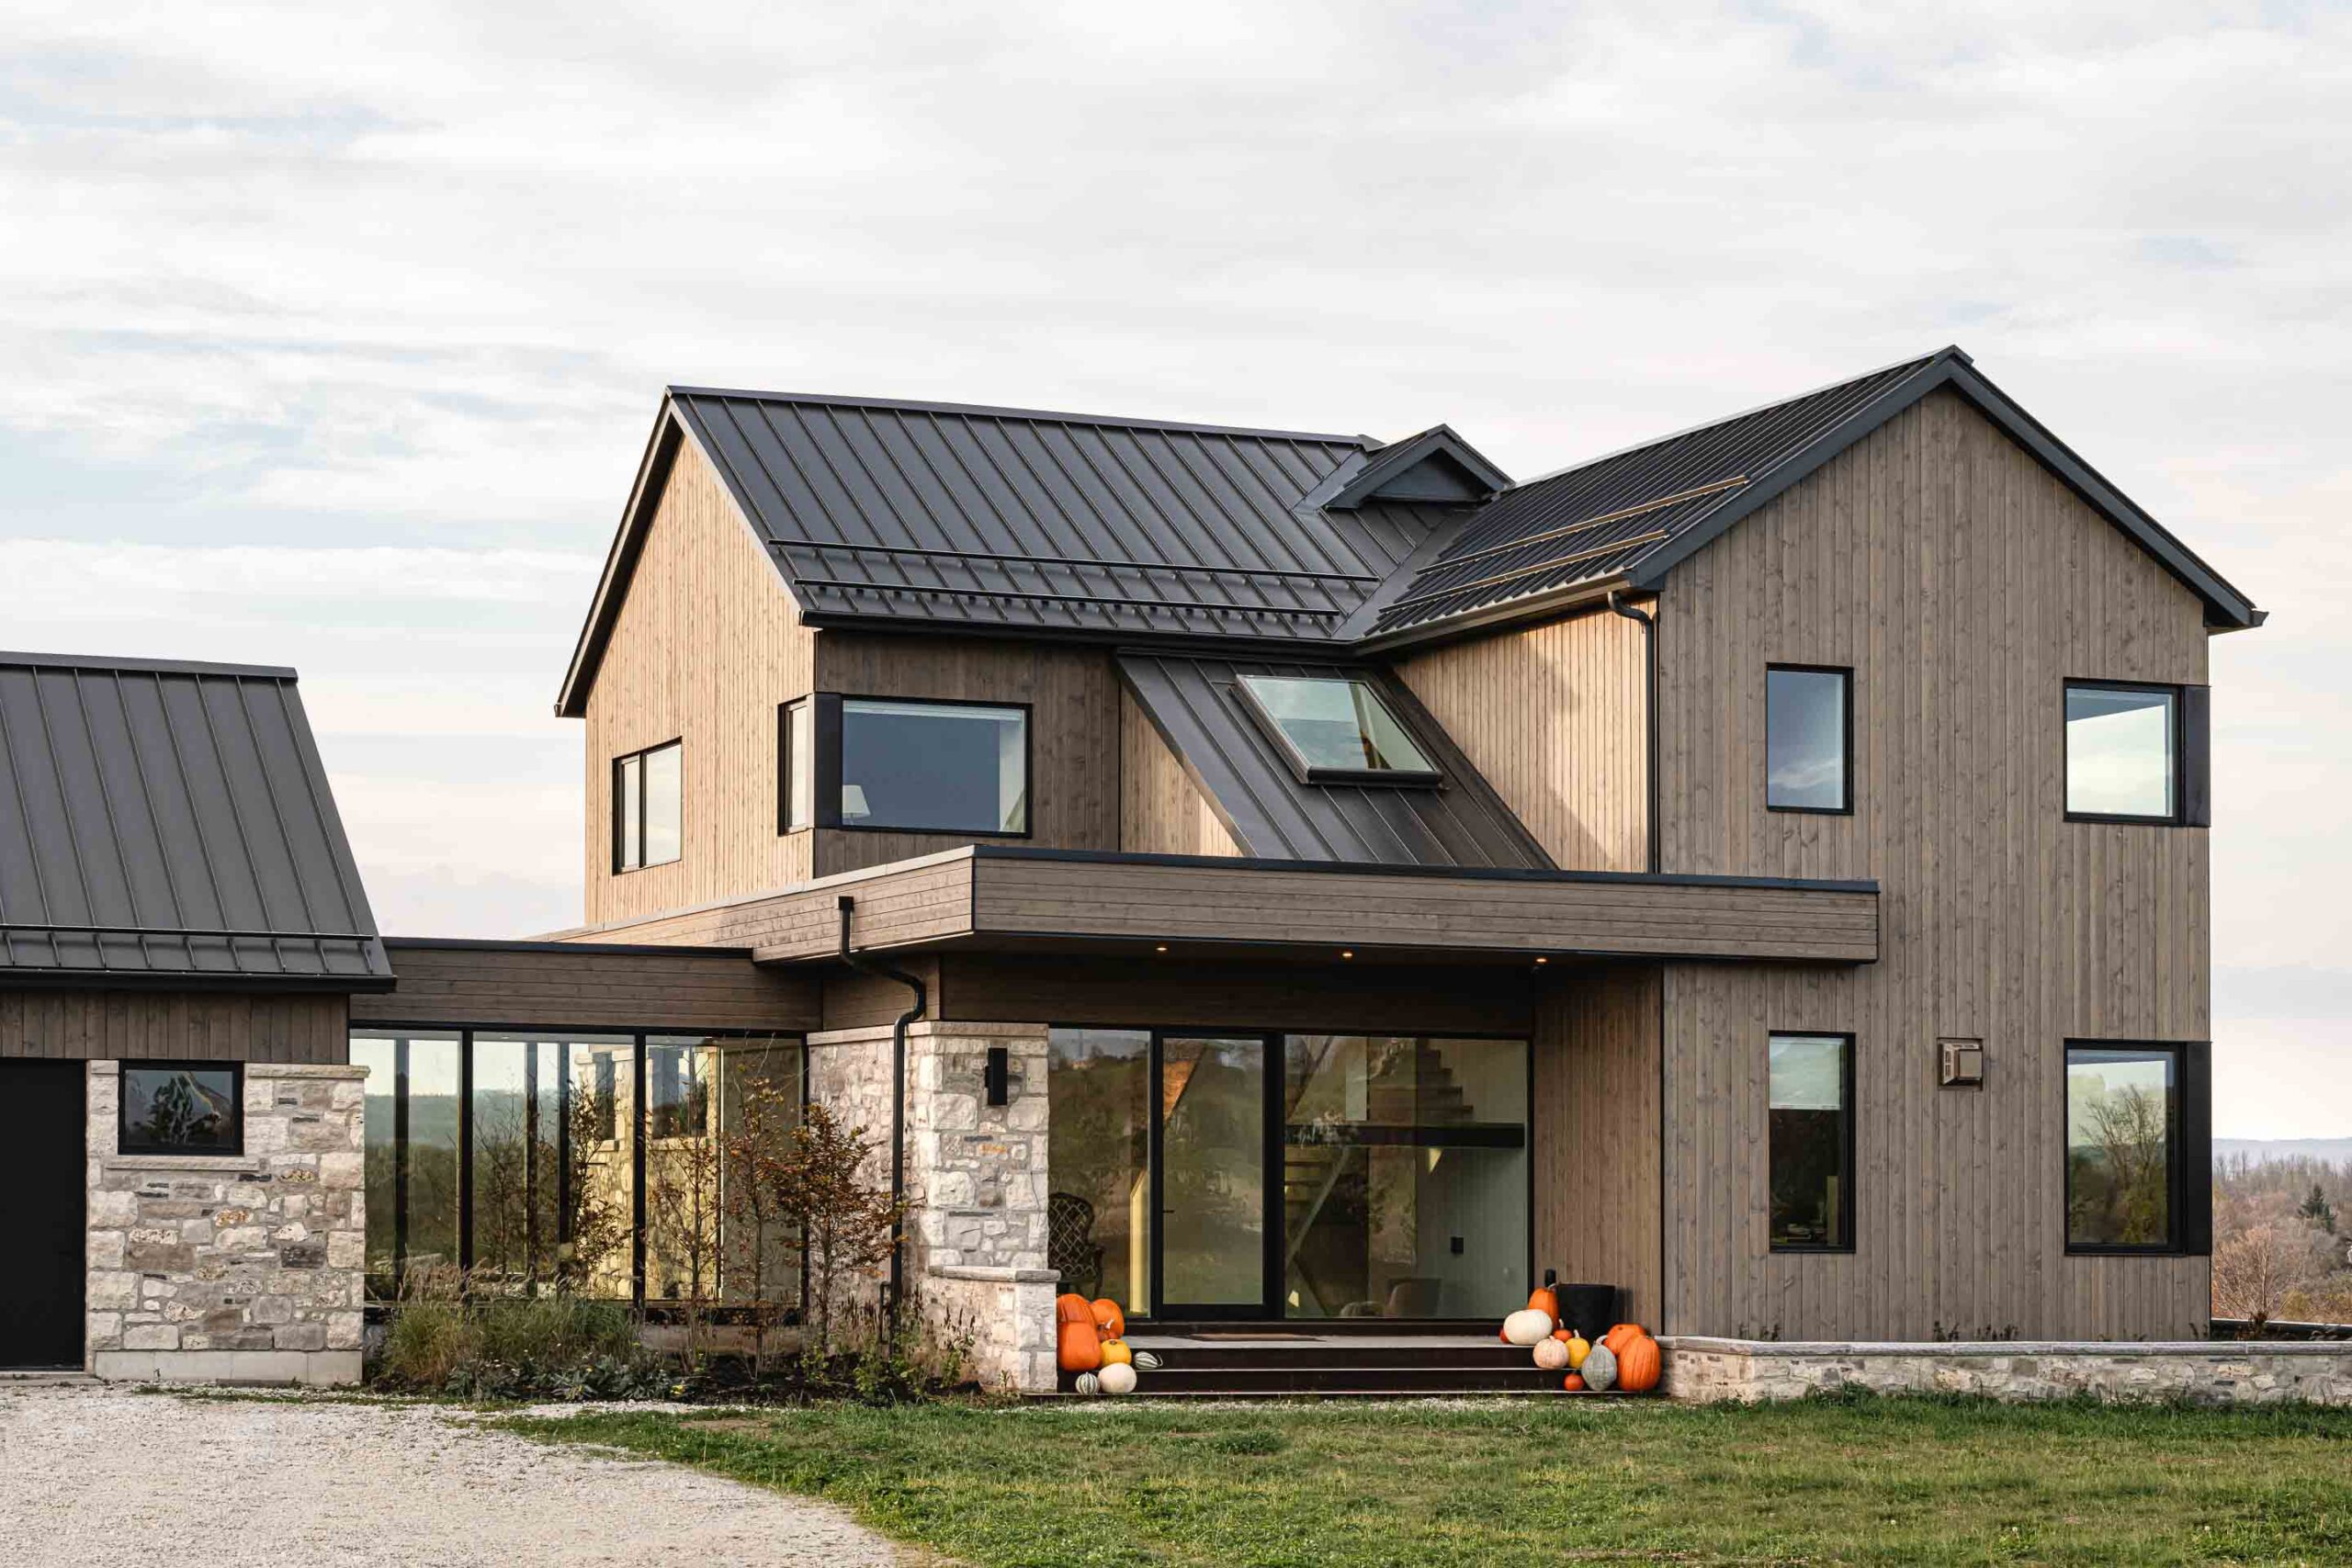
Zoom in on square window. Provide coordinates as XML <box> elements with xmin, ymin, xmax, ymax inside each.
<box><xmin>119</xmin><ymin>1063</ymin><xmax>243</xmax><ymax>1156</ymax></box>
<box><xmin>2064</xmin><ymin>683</ymin><xmax>2178</xmax><ymax>821</ymax></box>
<box><xmin>1769</xmin><ymin>1032</ymin><xmax>1852</xmax><ymax>1250</ymax></box>
<box><xmin>839</xmin><ymin>698</ymin><xmax>1028</xmax><ymax>834</ymax></box>
<box><xmin>2065</xmin><ymin>1043</ymin><xmax>2181</xmax><ymax>1252</ymax></box>
<box><xmin>1234</xmin><ymin>673</ymin><xmax>1441</xmax><ymax>784</ymax></box>
<box><xmin>1767</xmin><ymin>666</ymin><xmax>1850</xmax><ymax>812</ymax></box>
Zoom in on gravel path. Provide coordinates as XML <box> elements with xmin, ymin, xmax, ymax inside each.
<box><xmin>0</xmin><ymin>1380</ymin><xmax>917</xmax><ymax>1567</ymax></box>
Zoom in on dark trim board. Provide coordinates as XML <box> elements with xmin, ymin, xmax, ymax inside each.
<box><xmin>968</xmin><ymin>843</ymin><xmax>1876</xmax><ymax>894</ymax></box>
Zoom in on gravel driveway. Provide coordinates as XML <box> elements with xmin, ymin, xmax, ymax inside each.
<box><xmin>0</xmin><ymin>1380</ymin><xmax>916</xmax><ymax>1567</ymax></box>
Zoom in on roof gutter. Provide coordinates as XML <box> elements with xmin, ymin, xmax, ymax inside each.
<box><xmin>1608</xmin><ymin>590</ymin><xmax>1662</xmax><ymax>874</ymax></box>
<box><xmin>836</xmin><ymin>894</ymin><xmax>927</xmax><ymax>1327</ymax></box>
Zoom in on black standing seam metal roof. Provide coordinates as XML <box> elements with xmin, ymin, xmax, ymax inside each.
<box><xmin>0</xmin><ymin>651</ymin><xmax>391</xmax><ymax>987</ymax></box>
<box><xmin>557</xmin><ymin>348</ymin><xmax>2261</xmax><ymax>716</ymax></box>
<box><xmin>1115</xmin><ymin>651</ymin><xmax>1554</xmax><ymax>871</ymax></box>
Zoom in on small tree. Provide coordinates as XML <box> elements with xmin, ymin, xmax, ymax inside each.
<box><xmin>552</xmin><ymin>1085</ymin><xmax>630</xmax><ymax>1297</ymax></box>
<box><xmin>767</xmin><ymin>1101</ymin><xmax>907</xmax><ymax>1360</ymax></box>
<box><xmin>646</xmin><ymin>1123</ymin><xmax>725</xmax><ymax>1363</ymax></box>
<box><xmin>2297</xmin><ymin>1183</ymin><xmax>2338</xmax><ymax>1235</ymax></box>
<box><xmin>719</xmin><ymin>1077</ymin><xmax>802</xmax><ymax>1376</ymax></box>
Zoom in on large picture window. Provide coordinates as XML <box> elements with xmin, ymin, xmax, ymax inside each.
<box><xmin>119</xmin><ymin>1063</ymin><xmax>243</xmax><ymax>1156</ymax></box>
<box><xmin>839</xmin><ymin>697</ymin><xmax>1027</xmax><ymax>835</ymax></box>
<box><xmin>1768</xmin><ymin>1032</ymin><xmax>1853</xmax><ymax>1251</ymax></box>
<box><xmin>2064</xmin><ymin>682</ymin><xmax>2185</xmax><ymax>822</ymax></box>
<box><xmin>613</xmin><ymin>739</ymin><xmax>683</xmax><ymax>871</ymax></box>
<box><xmin>2065</xmin><ymin>1043</ymin><xmax>2182</xmax><ymax>1252</ymax></box>
<box><xmin>1766</xmin><ymin>666</ymin><xmax>1850</xmax><ymax>813</ymax></box>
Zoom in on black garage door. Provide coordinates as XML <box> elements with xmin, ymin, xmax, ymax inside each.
<box><xmin>0</xmin><ymin>1061</ymin><xmax>85</xmax><ymax>1369</ymax></box>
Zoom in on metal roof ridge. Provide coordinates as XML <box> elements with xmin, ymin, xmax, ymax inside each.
<box><xmin>664</xmin><ymin>385</ymin><xmax>1377</xmax><ymax>448</ymax></box>
<box><xmin>0</xmin><ymin>649</ymin><xmax>302</xmax><ymax>681</ymax></box>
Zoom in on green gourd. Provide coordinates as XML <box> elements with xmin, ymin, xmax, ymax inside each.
<box><xmin>1580</xmin><ymin>1342</ymin><xmax>1618</xmax><ymax>1392</ymax></box>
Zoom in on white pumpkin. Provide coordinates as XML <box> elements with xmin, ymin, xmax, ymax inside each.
<box><xmin>1501</xmin><ymin>1308</ymin><xmax>1555</xmax><ymax>1347</ymax></box>
<box><xmin>1073</xmin><ymin>1371</ymin><xmax>1100</xmax><ymax>1395</ymax></box>
<box><xmin>1098</xmin><ymin>1361</ymin><xmax>1137</xmax><ymax>1395</ymax></box>
<box><xmin>1532</xmin><ymin>1337</ymin><xmax>1571</xmax><ymax>1371</ymax></box>
<box><xmin>1580</xmin><ymin>1342</ymin><xmax>1618</xmax><ymax>1392</ymax></box>
<box><xmin>1132</xmin><ymin>1350</ymin><xmax>1162</xmax><ymax>1371</ymax></box>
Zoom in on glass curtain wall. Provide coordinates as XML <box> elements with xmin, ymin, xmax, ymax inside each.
<box><xmin>351</xmin><ymin>1028</ymin><xmax>800</xmax><ymax>1304</ymax></box>
<box><xmin>1045</xmin><ymin>1029</ymin><xmax>1151</xmax><ymax>1313</ymax></box>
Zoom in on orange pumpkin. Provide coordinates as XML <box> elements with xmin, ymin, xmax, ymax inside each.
<box><xmin>1614</xmin><ymin>1330</ymin><xmax>1661</xmax><ymax>1393</ymax></box>
<box><xmin>1602</xmin><ymin>1323</ymin><xmax>1644</xmax><ymax>1357</ymax></box>
<box><xmin>1562</xmin><ymin>1373</ymin><xmax>1586</xmax><ymax>1392</ymax></box>
<box><xmin>1550</xmin><ymin>1328</ymin><xmax>1573</xmax><ymax>1343</ymax></box>
<box><xmin>1056</xmin><ymin>1292</ymin><xmax>1093</xmax><ymax>1327</ymax></box>
<box><xmin>1526</xmin><ymin>1269</ymin><xmax>1560</xmax><ymax>1326</ymax></box>
<box><xmin>1091</xmin><ymin>1298</ymin><xmax>1126</xmax><ymax>1339</ymax></box>
<box><xmin>1057</xmin><ymin>1318</ymin><xmax>1103</xmax><ymax>1373</ymax></box>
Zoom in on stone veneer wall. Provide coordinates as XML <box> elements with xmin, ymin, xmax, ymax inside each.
<box><xmin>85</xmin><ymin>1060</ymin><xmax>368</xmax><ymax>1386</ymax></box>
<box><xmin>807</xmin><ymin>1020</ymin><xmax>1056</xmax><ymax>1393</ymax></box>
<box><xmin>1662</xmin><ymin>1337</ymin><xmax>2352</xmax><ymax>1405</ymax></box>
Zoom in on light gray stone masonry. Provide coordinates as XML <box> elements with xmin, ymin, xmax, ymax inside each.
<box><xmin>1662</xmin><ymin>1336</ymin><xmax>2352</xmax><ymax>1405</ymax></box>
<box><xmin>85</xmin><ymin>1060</ymin><xmax>368</xmax><ymax>1386</ymax></box>
<box><xmin>808</xmin><ymin>1021</ymin><xmax>1055</xmax><ymax>1392</ymax></box>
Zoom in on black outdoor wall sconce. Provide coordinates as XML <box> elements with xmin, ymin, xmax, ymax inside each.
<box><xmin>984</xmin><ymin>1045</ymin><xmax>1011</xmax><ymax>1107</ymax></box>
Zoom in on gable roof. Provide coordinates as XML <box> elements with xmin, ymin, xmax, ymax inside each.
<box><xmin>0</xmin><ymin>651</ymin><xmax>390</xmax><ymax>988</ymax></box>
<box><xmin>1116</xmin><ymin>651</ymin><xmax>1553</xmax><ymax>870</ymax></box>
<box><xmin>558</xmin><ymin>350</ymin><xmax>2261</xmax><ymax>713</ymax></box>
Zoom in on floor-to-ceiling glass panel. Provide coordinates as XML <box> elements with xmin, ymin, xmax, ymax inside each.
<box><xmin>348</xmin><ymin>1034</ymin><xmax>401</xmax><ymax>1300</ymax></box>
<box><xmin>1281</xmin><ymin>1035</ymin><xmax>1528</xmax><ymax>1319</ymax></box>
<box><xmin>715</xmin><ymin>1039</ymin><xmax>803</xmax><ymax>1306</ymax></box>
<box><xmin>567</xmin><ymin>1038</ymin><xmax>637</xmax><ymax>1298</ymax></box>
<box><xmin>402</xmin><ymin>1034</ymin><xmax>463</xmax><ymax>1284</ymax></box>
<box><xmin>1159</xmin><ymin>1036</ymin><xmax>1267</xmax><ymax>1312</ymax></box>
<box><xmin>644</xmin><ymin>1034</ymin><xmax>801</xmax><ymax>1304</ymax></box>
<box><xmin>1046</xmin><ymin>1028</ymin><xmax>1151</xmax><ymax>1313</ymax></box>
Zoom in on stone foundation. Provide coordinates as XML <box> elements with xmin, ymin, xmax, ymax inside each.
<box><xmin>1662</xmin><ymin>1336</ymin><xmax>2352</xmax><ymax>1405</ymax></box>
<box><xmin>85</xmin><ymin>1060</ymin><xmax>368</xmax><ymax>1386</ymax></box>
<box><xmin>808</xmin><ymin>1020</ymin><xmax>1055</xmax><ymax>1392</ymax></box>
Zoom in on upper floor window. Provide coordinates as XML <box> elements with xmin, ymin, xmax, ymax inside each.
<box><xmin>1766</xmin><ymin>666</ymin><xmax>1850</xmax><ymax>813</ymax></box>
<box><xmin>2064</xmin><ymin>1043</ymin><xmax>2182</xmax><ymax>1252</ymax></box>
<box><xmin>779</xmin><ymin>698</ymin><xmax>813</xmax><ymax>833</ymax></box>
<box><xmin>1235</xmin><ymin>673</ymin><xmax>1439</xmax><ymax>785</ymax></box>
<box><xmin>841</xmin><ymin>697</ymin><xmax>1027</xmax><ymax>834</ymax></box>
<box><xmin>613</xmin><ymin>739</ymin><xmax>682</xmax><ymax>872</ymax></box>
<box><xmin>119</xmin><ymin>1062</ymin><xmax>243</xmax><ymax>1156</ymax></box>
<box><xmin>2064</xmin><ymin>682</ymin><xmax>2209</xmax><ymax>825</ymax></box>
<box><xmin>1768</xmin><ymin>1032</ymin><xmax>1852</xmax><ymax>1251</ymax></box>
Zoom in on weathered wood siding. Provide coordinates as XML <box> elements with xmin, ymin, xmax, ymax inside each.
<box><xmin>351</xmin><ymin>942</ymin><xmax>820</xmax><ymax>1032</ymax></box>
<box><xmin>0</xmin><ymin>989</ymin><xmax>349</xmax><ymax>1063</ymax></box>
<box><xmin>1533</xmin><ymin>966</ymin><xmax>1663</xmax><ymax>1326</ymax></box>
<box><xmin>813</xmin><ymin>631</ymin><xmax>1121</xmax><ymax>876</ymax></box>
<box><xmin>1655</xmin><ymin>389</ymin><xmax>2212</xmax><ymax>1339</ymax></box>
<box><xmin>1118</xmin><ymin>690</ymin><xmax>1240</xmax><ymax>857</ymax></box>
<box><xmin>1394</xmin><ymin>606</ymin><xmax>1648</xmax><ymax>872</ymax></box>
<box><xmin>582</xmin><ymin>433</ymin><xmax>816</xmax><ymax>926</ymax></box>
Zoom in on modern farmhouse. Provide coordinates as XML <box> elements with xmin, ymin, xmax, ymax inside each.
<box><xmin>0</xmin><ymin>346</ymin><xmax>2264</xmax><ymax>1390</ymax></box>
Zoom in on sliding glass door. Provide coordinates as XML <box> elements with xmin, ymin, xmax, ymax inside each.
<box><xmin>1154</xmin><ymin>1036</ymin><xmax>1273</xmax><ymax>1317</ymax></box>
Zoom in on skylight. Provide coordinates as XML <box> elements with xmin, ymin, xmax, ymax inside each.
<box><xmin>1235</xmin><ymin>674</ymin><xmax>1440</xmax><ymax>785</ymax></box>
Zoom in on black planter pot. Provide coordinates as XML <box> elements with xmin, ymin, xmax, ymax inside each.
<box><xmin>1555</xmin><ymin>1283</ymin><xmax>1617</xmax><ymax>1339</ymax></box>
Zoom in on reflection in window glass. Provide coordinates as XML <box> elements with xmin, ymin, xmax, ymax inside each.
<box><xmin>783</xmin><ymin>699</ymin><xmax>813</xmax><ymax>831</ymax></box>
<box><xmin>403</xmin><ymin>1036</ymin><xmax>463</xmax><ymax>1280</ymax></box>
<box><xmin>840</xmin><ymin>699</ymin><xmax>1027</xmax><ymax>833</ymax></box>
<box><xmin>570</xmin><ymin>1040</ymin><xmax>637</xmax><ymax>1299</ymax></box>
<box><xmin>1161</xmin><ymin>1037</ymin><xmax>1266</xmax><ymax>1308</ymax></box>
<box><xmin>1769</xmin><ymin>1033</ymin><xmax>1851</xmax><ymax>1249</ymax></box>
<box><xmin>1238</xmin><ymin>675</ymin><xmax>1437</xmax><ymax>777</ymax></box>
<box><xmin>119</xmin><ymin>1063</ymin><xmax>242</xmax><ymax>1156</ymax></box>
<box><xmin>644</xmin><ymin>742</ymin><xmax>682</xmax><ymax>864</ymax></box>
<box><xmin>2066</xmin><ymin>1046</ymin><xmax>2177</xmax><ymax>1249</ymax></box>
<box><xmin>645</xmin><ymin>1036</ymin><xmax>803</xmax><ymax>1304</ymax></box>
<box><xmin>2066</xmin><ymin>685</ymin><xmax>2177</xmax><ymax>819</ymax></box>
<box><xmin>1767</xmin><ymin>668</ymin><xmax>1849</xmax><ymax>811</ymax></box>
<box><xmin>1046</xmin><ymin>1030</ymin><xmax>1151</xmax><ymax>1314</ymax></box>
<box><xmin>469</xmin><ymin>1037</ymin><xmax>574</xmax><ymax>1295</ymax></box>
<box><xmin>717</xmin><ymin>1040</ymin><xmax>803</xmax><ymax>1306</ymax></box>
<box><xmin>1282</xmin><ymin>1035</ymin><xmax>1528</xmax><ymax>1319</ymax></box>
<box><xmin>350</xmin><ymin>1036</ymin><xmax>399</xmax><ymax>1299</ymax></box>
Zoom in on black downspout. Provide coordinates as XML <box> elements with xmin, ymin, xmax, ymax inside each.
<box><xmin>1608</xmin><ymin>590</ymin><xmax>1661</xmax><ymax>874</ymax></box>
<box><xmin>836</xmin><ymin>893</ymin><xmax>928</xmax><ymax>1327</ymax></box>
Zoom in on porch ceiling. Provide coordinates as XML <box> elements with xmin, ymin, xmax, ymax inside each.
<box><xmin>566</xmin><ymin>846</ymin><xmax>1879</xmax><ymax>967</ymax></box>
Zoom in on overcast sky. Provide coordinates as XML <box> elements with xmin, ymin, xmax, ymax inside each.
<box><xmin>4</xmin><ymin>2</ymin><xmax>2346</xmax><ymax>1136</ymax></box>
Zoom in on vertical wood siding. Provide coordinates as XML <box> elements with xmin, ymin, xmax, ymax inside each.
<box><xmin>1118</xmin><ymin>690</ymin><xmax>1241</xmax><ymax>857</ymax></box>
<box><xmin>813</xmin><ymin>631</ymin><xmax>1121</xmax><ymax>877</ymax></box>
<box><xmin>1534</xmin><ymin>966</ymin><xmax>1664</xmax><ymax>1326</ymax></box>
<box><xmin>0</xmin><ymin>988</ymin><xmax>350</xmax><ymax>1063</ymax></box>
<box><xmin>582</xmin><ymin>436</ymin><xmax>816</xmax><ymax>925</ymax></box>
<box><xmin>1394</xmin><ymin>607</ymin><xmax>1648</xmax><ymax>872</ymax></box>
<box><xmin>1655</xmin><ymin>389</ymin><xmax>2212</xmax><ymax>1339</ymax></box>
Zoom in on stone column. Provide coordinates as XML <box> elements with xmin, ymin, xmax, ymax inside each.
<box><xmin>86</xmin><ymin>1060</ymin><xmax>369</xmax><ymax>1386</ymax></box>
<box><xmin>806</xmin><ymin>1020</ymin><xmax>1057</xmax><ymax>1393</ymax></box>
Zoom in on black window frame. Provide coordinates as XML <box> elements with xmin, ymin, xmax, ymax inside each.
<box><xmin>1230</xmin><ymin>672</ymin><xmax>1444</xmax><ymax>788</ymax></box>
<box><xmin>1764</xmin><ymin>664</ymin><xmax>1854</xmax><ymax>816</ymax></box>
<box><xmin>611</xmin><ymin>738</ymin><xmax>684</xmax><ymax>874</ymax></box>
<box><xmin>777</xmin><ymin>697</ymin><xmax>813</xmax><ymax>834</ymax></box>
<box><xmin>818</xmin><ymin>692</ymin><xmax>1035</xmax><ymax>839</ymax></box>
<box><xmin>2063</xmin><ymin>680</ymin><xmax>2209</xmax><ymax>828</ymax></box>
<box><xmin>119</xmin><ymin>1060</ymin><xmax>245</xmax><ymax>1157</ymax></box>
<box><xmin>1766</xmin><ymin>1030</ymin><xmax>1856</xmax><ymax>1254</ymax></box>
<box><xmin>2063</xmin><ymin>1039</ymin><xmax>2208</xmax><ymax>1257</ymax></box>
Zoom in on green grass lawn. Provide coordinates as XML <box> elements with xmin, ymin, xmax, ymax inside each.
<box><xmin>505</xmin><ymin>1393</ymin><xmax>2350</xmax><ymax>1566</ymax></box>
